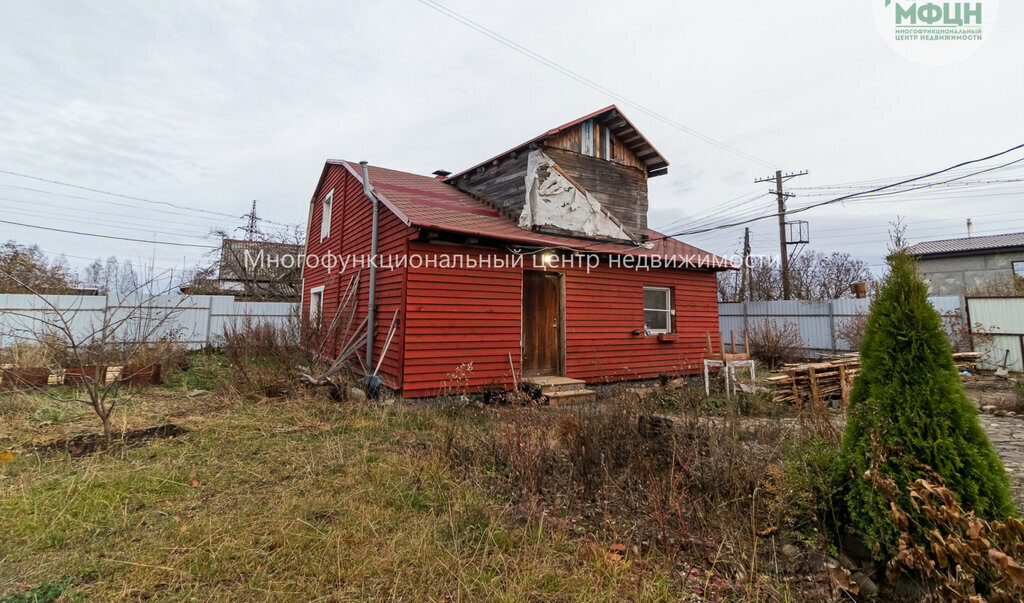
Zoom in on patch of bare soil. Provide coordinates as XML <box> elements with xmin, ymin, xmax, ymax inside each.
<box><xmin>31</xmin><ymin>424</ymin><xmax>188</xmax><ymax>456</ymax></box>
<box><xmin>963</xmin><ymin>371</ymin><xmax>1024</xmax><ymax>415</ymax></box>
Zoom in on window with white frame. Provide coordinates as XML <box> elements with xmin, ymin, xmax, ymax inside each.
<box><xmin>643</xmin><ymin>287</ymin><xmax>673</xmax><ymax>334</ymax></box>
<box><xmin>320</xmin><ymin>190</ymin><xmax>333</xmax><ymax>241</ymax></box>
<box><xmin>1014</xmin><ymin>261</ymin><xmax>1024</xmax><ymax>280</ymax></box>
<box><xmin>309</xmin><ymin>286</ymin><xmax>324</xmax><ymax>326</ymax></box>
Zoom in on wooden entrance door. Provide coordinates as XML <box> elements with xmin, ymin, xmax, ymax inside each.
<box><xmin>521</xmin><ymin>271</ymin><xmax>563</xmax><ymax>377</ymax></box>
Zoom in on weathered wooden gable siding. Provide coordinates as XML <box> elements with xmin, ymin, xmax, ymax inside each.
<box><xmin>447</xmin><ymin>153</ymin><xmax>530</xmax><ymax>220</ymax></box>
<box><xmin>542</xmin><ymin>146</ymin><xmax>649</xmax><ymax>233</ymax></box>
<box><xmin>545</xmin><ymin>122</ymin><xmax>647</xmax><ymax>171</ymax></box>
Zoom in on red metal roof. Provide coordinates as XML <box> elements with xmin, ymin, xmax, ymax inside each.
<box><xmin>329</xmin><ymin>160</ymin><xmax>732</xmax><ymax>270</ymax></box>
<box><xmin>445</xmin><ymin>105</ymin><xmax>670</xmax><ymax>180</ymax></box>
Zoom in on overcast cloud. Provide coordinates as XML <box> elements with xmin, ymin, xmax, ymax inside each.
<box><xmin>1</xmin><ymin>1</ymin><xmax>1022</xmax><ymax>275</ymax></box>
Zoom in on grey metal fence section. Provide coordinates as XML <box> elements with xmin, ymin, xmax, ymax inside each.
<box><xmin>966</xmin><ymin>297</ymin><xmax>1024</xmax><ymax>372</ymax></box>
<box><xmin>719</xmin><ymin>296</ymin><xmax>965</xmax><ymax>357</ymax></box>
<box><xmin>0</xmin><ymin>294</ymin><xmax>297</xmax><ymax>349</ymax></box>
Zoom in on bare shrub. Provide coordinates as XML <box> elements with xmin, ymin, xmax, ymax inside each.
<box><xmin>446</xmin><ymin>393</ymin><xmax>795</xmax><ymax>577</ymax></box>
<box><xmin>939</xmin><ymin>308</ymin><xmax>997</xmax><ymax>353</ymax></box>
<box><xmin>965</xmin><ymin>273</ymin><xmax>1024</xmax><ymax>298</ymax></box>
<box><xmin>1</xmin><ymin>341</ymin><xmax>60</xmax><ymax>369</ymax></box>
<box><xmin>500</xmin><ymin>409</ymin><xmax>558</xmax><ymax>496</ymax></box>
<box><xmin>747</xmin><ymin>319</ymin><xmax>804</xmax><ymax>369</ymax></box>
<box><xmin>836</xmin><ymin>312</ymin><xmax>868</xmax><ymax>351</ymax></box>
<box><xmin>221</xmin><ymin>315</ymin><xmax>305</xmax><ymax>398</ymax></box>
<box><xmin>837</xmin><ymin>308</ymin><xmax>994</xmax><ymax>355</ymax></box>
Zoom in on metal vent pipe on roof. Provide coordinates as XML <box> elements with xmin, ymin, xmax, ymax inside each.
<box><xmin>967</xmin><ymin>218</ymin><xmax>974</xmax><ymax>237</ymax></box>
<box><xmin>360</xmin><ymin>161</ymin><xmax>380</xmax><ymax>380</ymax></box>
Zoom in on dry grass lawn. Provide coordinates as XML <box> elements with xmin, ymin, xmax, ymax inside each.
<box><xmin>1</xmin><ymin>375</ymin><xmax>689</xmax><ymax>601</ymax></box>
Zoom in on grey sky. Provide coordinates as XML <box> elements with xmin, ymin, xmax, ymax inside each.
<box><xmin>1</xmin><ymin>1</ymin><xmax>1022</xmax><ymax>276</ymax></box>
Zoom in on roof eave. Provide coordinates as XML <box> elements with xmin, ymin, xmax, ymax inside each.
<box><xmin>914</xmin><ymin>245</ymin><xmax>1024</xmax><ymax>260</ymax></box>
<box><xmin>335</xmin><ymin>161</ymin><xmax>414</xmax><ymax>227</ymax></box>
<box><xmin>445</xmin><ymin>105</ymin><xmax>670</xmax><ymax>181</ymax></box>
<box><xmin>417</xmin><ymin>224</ymin><xmax>733</xmax><ymax>271</ymax></box>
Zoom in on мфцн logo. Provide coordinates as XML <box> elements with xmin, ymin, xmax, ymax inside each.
<box><xmin>874</xmin><ymin>0</ymin><xmax>998</xmax><ymax>65</ymax></box>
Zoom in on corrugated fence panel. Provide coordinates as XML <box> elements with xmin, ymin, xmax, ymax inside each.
<box><xmin>0</xmin><ymin>294</ymin><xmax>108</xmax><ymax>348</ymax></box>
<box><xmin>720</xmin><ymin>295</ymin><xmax>970</xmax><ymax>357</ymax></box>
<box><xmin>978</xmin><ymin>336</ymin><xmax>1024</xmax><ymax>372</ymax></box>
<box><xmin>969</xmin><ymin>298</ymin><xmax>1024</xmax><ymax>333</ymax></box>
<box><xmin>967</xmin><ymin>298</ymin><xmax>1024</xmax><ymax>371</ymax></box>
<box><xmin>930</xmin><ymin>296</ymin><xmax>965</xmax><ymax>315</ymax></box>
<box><xmin>830</xmin><ymin>298</ymin><xmax>872</xmax><ymax>316</ymax></box>
<box><xmin>0</xmin><ymin>294</ymin><xmax>297</xmax><ymax>349</ymax></box>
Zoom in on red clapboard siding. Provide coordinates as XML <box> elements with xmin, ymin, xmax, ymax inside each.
<box><xmin>564</xmin><ymin>263</ymin><xmax>719</xmax><ymax>384</ymax></box>
<box><xmin>399</xmin><ymin>242</ymin><xmax>722</xmax><ymax>398</ymax></box>
<box><xmin>303</xmin><ymin>164</ymin><xmax>724</xmax><ymax>398</ymax></box>
<box><xmin>401</xmin><ymin>242</ymin><xmax>523</xmax><ymax>397</ymax></box>
<box><xmin>302</xmin><ymin>165</ymin><xmax>417</xmax><ymax>389</ymax></box>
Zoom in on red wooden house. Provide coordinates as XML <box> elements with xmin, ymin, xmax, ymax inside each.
<box><xmin>301</xmin><ymin>106</ymin><xmax>732</xmax><ymax>399</ymax></box>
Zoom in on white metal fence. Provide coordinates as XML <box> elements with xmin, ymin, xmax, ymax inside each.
<box><xmin>0</xmin><ymin>294</ymin><xmax>297</xmax><ymax>349</ymax></box>
<box><xmin>719</xmin><ymin>296</ymin><xmax>965</xmax><ymax>357</ymax></box>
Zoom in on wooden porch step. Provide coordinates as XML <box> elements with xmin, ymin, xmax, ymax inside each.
<box><xmin>524</xmin><ymin>376</ymin><xmax>587</xmax><ymax>395</ymax></box>
<box><xmin>546</xmin><ymin>388</ymin><xmax>597</xmax><ymax>406</ymax></box>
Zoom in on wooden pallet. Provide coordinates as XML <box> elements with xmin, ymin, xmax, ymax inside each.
<box><xmin>764</xmin><ymin>352</ymin><xmax>981</xmax><ymax>408</ymax></box>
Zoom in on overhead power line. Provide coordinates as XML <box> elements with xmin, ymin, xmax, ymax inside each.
<box><xmin>654</xmin><ymin>190</ymin><xmax>773</xmax><ymax>232</ymax></box>
<box><xmin>789</xmin><ymin>155</ymin><xmax>1024</xmax><ymax>213</ymax></box>
<box><xmin>790</xmin><ymin>162</ymin><xmax>1024</xmax><ymax>191</ymax></box>
<box><xmin>416</xmin><ymin>0</ymin><xmax>775</xmax><ymax>169</ymax></box>
<box><xmin>656</xmin><ymin>142</ymin><xmax>1024</xmax><ymax>239</ymax></box>
<box><xmin>0</xmin><ymin>182</ymin><xmax>234</xmax><ymax>224</ymax></box>
<box><xmin>0</xmin><ymin>198</ymin><xmax>226</xmax><ymax>237</ymax></box>
<box><xmin>0</xmin><ymin>168</ymin><xmax>293</xmax><ymax>227</ymax></box>
<box><xmin>0</xmin><ymin>218</ymin><xmax>219</xmax><ymax>249</ymax></box>
<box><xmin>792</xmin><ymin>177</ymin><xmax>1024</xmax><ymax>197</ymax></box>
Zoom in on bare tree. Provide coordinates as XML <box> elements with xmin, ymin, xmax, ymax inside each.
<box><xmin>718</xmin><ymin>251</ymin><xmax>875</xmax><ymax>302</ymax></box>
<box><xmin>964</xmin><ymin>274</ymin><xmax>1024</xmax><ymax>298</ymax></box>
<box><xmin>0</xmin><ymin>241</ymin><xmax>77</xmax><ymax>294</ymax></box>
<box><xmin>1</xmin><ymin>265</ymin><xmax>188</xmax><ymax>447</ymax></box>
<box><xmin>182</xmin><ymin>225</ymin><xmax>304</xmax><ymax>301</ymax></box>
<box><xmin>80</xmin><ymin>256</ymin><xmax>141</xmax><ymax>294</ymax></box>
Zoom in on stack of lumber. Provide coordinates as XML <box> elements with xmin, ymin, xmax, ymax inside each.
<box><xmin>765</xmin><ymin>351</ymin><xmax>983</xmax><ymax>407</ymax></box>
<box><xmin>952</xmin><ymin>351</ymin><xmax>982</xmax><ymax>372</ymax></box>
<box><xmin>765</xmin><ymin>355</ymin><xmax>860</xmax><ymax>408</ymax></box>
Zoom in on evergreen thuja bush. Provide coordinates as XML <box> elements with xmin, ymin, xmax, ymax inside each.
<box><xmin>838</xmin><ymin>252</ymin><xmax>1016</xmax><ymax>558</ymax></box>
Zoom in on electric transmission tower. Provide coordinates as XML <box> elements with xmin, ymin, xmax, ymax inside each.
<box><xmin>240</xmin><ymin>200</ymin><xmax>261</xmax><ymax>240</ymax></box>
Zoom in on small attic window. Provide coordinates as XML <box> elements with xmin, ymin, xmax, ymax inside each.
<box><xmin>580</xmin><ymin>119</ymin><xmax>612</xmax><ymax>161</ymax></box>
<box><xmin>581</xmin><ymin>119</ymin><xmax>595</xmax><ymax>156</ymax></box>
<box><xmin>320</xmin><ymin>189</ymin><xmax>333</xmax><ymax>241</ymax></box>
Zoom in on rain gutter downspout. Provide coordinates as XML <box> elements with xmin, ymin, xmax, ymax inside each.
<box><xmin>360</xmin><ymin>161</ymin><xmax>379</xmax><ymax>374</ymax></box>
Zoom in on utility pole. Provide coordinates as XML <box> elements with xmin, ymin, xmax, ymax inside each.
<box><xmin>241</xmin><ymin>200</ymin><xmax>260</xmax><ymax>240</ymax></box>
<box><xmin>755</xmin><ymin>170</ymin><xmax>808</xmax><ymax>300</ymax></box>
<box><xmin>739</xmin><ymin>227</ymin><xmax>750</xmax><ymax>302</ymax></box>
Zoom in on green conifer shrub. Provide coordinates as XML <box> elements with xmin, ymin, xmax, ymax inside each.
<box><xmin>838</xmin><ymin>251</ymin><xmax>1016</xmax><ymax>558</ymax></box>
